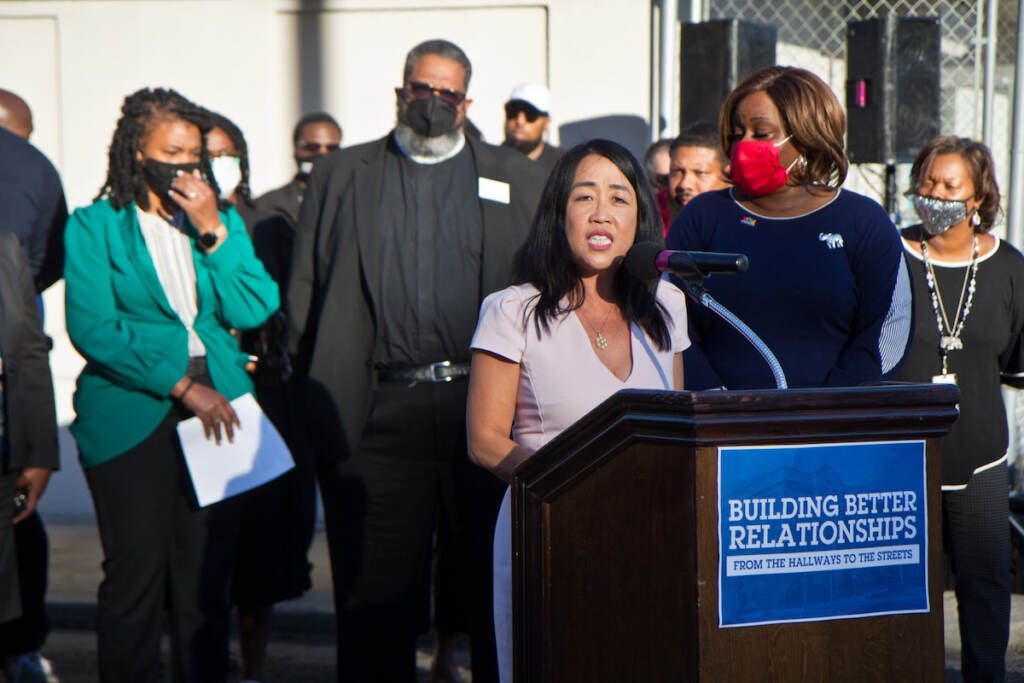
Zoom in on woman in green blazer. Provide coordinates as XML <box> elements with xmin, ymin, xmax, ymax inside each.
<box><xmin>63</xmin><ymin>88</ymin><xmax>278</xmax><ymax>683</ymax></box>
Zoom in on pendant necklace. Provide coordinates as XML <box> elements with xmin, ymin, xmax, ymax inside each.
<box><xmin>581</xmin><ymin>304</ymin><xmax>616</xmax><ymax>350</ymax></box>
<box><xmin>920</xmin><ymin>234</ymin><xmax>979</xmax><ymax>377</ymax></box>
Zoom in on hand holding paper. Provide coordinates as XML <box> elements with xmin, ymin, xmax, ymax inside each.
<box><xmin>176</xmin><ymin>393</ymin><xmax>294</xmax><ymax>507</ymax></box>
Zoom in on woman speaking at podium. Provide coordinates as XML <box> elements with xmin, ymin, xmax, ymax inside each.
<box><xmin>466</xmin><ymin>139</ymin><xmax>689</xmax><ymax>682</ymax></box>
<box><xmin>666</xmin><ymin>66</ymin><xmax>913</xmax><ymax>390</ymax></box>
<box><xmin>895</xmin><ymin>136</ymin><xmax>1024</xmax><ymax>682</ymax></box>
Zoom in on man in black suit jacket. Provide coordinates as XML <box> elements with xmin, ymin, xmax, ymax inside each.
<box><xmin>0</xmin><ymin>233</ymin><xmax>59</xmax><ymax>650</ymax></box>
<box><xmin>288</xmin><ymin>39</ymin><xmax>545</xmax><ymax>682</ymax></box>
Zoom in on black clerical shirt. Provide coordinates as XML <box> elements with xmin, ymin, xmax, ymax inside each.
<box><xmin>377</xmin><ymin>142</ymin><xmax>483</xmax><ymax>366</ymax></box>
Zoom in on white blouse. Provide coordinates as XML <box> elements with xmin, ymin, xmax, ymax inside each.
<box><xmin>136</xmin><ymin>208</ymin><xmax>206</xmax><ymax>357</ymax></box>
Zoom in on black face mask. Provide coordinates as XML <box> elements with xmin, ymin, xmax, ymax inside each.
<box><xmin>142</xmin><ymin>159</ymin><xmax>201</xmax><ymax>199</ymax></box>
<box><xmin>401</xmin><ymin>94</ymin><xmax>458</xmax><ymax>138</ymax></box>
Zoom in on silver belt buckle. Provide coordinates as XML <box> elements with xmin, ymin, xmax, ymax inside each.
<box><xmin>429</xmin><ymin>360</ymin><xmax>453</xmax><ymax>383</ymax></box>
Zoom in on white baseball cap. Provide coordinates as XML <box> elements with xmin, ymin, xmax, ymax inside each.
<box><xmin>506</xmin><ymin>83</ymin><xmax>551</xmax><ymax>116</ymax></box>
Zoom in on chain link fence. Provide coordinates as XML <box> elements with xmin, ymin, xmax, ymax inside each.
<box><xmin>703</xmin><ymin>0</ymin><xmax>1013</xmax><ymax>224</ymax></box>
<box><xmin>700</xmin><ymin>0</ymin><xmax>1024</xmax><ymax>464</ymax></box>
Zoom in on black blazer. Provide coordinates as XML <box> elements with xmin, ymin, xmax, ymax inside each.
<box><xmin>0</xmin><ymin>232</ymin><xmax>58</xmax><ymax>473</ymax></box>
<box><xmin>0</xmin><ymin>231</ymin><xmax>58</xmax><ymax>622</ymax></box>
<box><xmin>287</xmin><ymin>133</ymin><xmax>545</xmax><ymax>462</ymax></box>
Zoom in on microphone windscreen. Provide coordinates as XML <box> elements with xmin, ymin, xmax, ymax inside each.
<box><xmin>623</xmin><ymin>241</ymin><xmax>664</xmax><ymax>280</ymax></box>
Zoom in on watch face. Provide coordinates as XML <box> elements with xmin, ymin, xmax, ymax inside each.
<box><xmin>200</xmin><ymin>232</ymin><xmax>219</xmax><ymax>248</ymax></box>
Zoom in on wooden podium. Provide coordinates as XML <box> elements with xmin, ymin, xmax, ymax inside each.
<box><xmin>511</xmin><ymin>383</ymin><xmax>959</xmax><ymax>682</ymax></box>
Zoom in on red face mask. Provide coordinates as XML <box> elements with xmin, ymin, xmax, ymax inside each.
<box><xmin>729</xmin><ymin>136</ymin><xmax>798</xmax><ymax>197</ymax></box>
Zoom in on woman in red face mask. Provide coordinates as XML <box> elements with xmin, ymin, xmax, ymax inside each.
<box><xmin>666</xmin><ymin>66</ymin><xmax>913</xmax><ymax>390</ymax></box>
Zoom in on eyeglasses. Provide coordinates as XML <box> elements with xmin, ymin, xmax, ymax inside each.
<box><xmin>396</xmin><ymin>81</ymin><xmax>467</xmax><ymax>107</ymax></box>
<box><xmin>297</xmin><ymin>141</ymin><xmax>340</xmax><ymax>154</ymax></box>
<box><xmin>504</xmin><ymin>102</ymin><xmax>543</xmax><ymax>123</ymax></box>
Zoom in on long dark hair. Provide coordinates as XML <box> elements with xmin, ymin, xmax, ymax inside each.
<box><xmin>95</xmin><ymin>87</ymin><xmax>212</xmax><ymax>210</ymax></box>
<box><xmin>513</xmin><ymin>138</ymin><xmax>671</xmax><ymax>350</ymax></box>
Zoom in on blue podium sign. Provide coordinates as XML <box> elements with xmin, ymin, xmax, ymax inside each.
<box><xmin>718</xmin><ymin>440</ymin><xmax>928</xmax><ymax>627</ymax></box>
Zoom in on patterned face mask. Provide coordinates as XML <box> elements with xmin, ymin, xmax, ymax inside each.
<box><xmin>910</xmin><ymin>193</ymin><xmax>969</xmax><ymax>236</ymax></box>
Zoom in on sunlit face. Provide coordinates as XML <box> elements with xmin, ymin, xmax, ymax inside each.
<box><xmin>399</xmin><ymin>53</ymin><xmax>472</xmax><ymax>130</ymax></box>
<box><xmin>565</xmin><ymin>154</ymin><xmax>638</xmax><ymax>277</ymax></box>
<box><xmin>917</xmin><ymin>153</ymin><xmax>977</xmax><ymax>202</ymax></box>
<box><xmin>504</xmin><ymin>109</ymin><xmax>549</xmax><ymax>147</ymax></box>
<box><xmin>206</xmin><ymin>126</ymin><xmax>238</xmax><ymax>158</ymax></box>
<box><xmin>729</xmin><ymin>91</ymin><xmax>798</xmax><ymax>165</ymax></box>
<box><xmin>138</xmin><ymin>117</ymin><xmax>202</xmax><ymax>165</ymax></box>
<box><xmin>136</xmin><ymin>117</ymin><xmax>202</xmax><ymax>208</ymax></box>
<box><xmin>668</xmin><ymin>145</ymin><xmax>730</xmax><ymax>213</ymax></box>
<box><xmin>295</xmin><ymin>121</ymin><xmax>341</xmax><ymax>160</ymax></box>
<box><xmin>916</xmin><ymin>152</ymin><xmax>981</xmax><ymax>230</ymax></box>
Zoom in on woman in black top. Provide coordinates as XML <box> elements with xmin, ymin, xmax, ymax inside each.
<box><xmin>896</xmin><ymin>135</ymin><xmax>1024</xmax><ymax>682</ymax></box>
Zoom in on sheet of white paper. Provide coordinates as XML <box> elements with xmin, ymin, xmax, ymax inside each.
<box><xmin>176</xmin><ymin>393</ymin><xmax>294</xmax><ymax>507</ymax></box>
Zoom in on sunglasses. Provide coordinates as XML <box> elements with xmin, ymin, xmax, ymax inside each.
<box><xmin>396</xmin><ymin>81</ymin><xmax>467</xmax><ymax>107</ymax></box>
<box><xmin>505</xmin><ymin>103</ymin><xmax>543</xmax><ymax>123</ymax></box>
<box><xmin>297</xmin><ymin>141</ymin><xmax>340</xmax><ymax>154</ymax></box>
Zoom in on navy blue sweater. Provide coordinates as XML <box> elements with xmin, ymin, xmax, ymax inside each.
<box><xmin>666</xmin><ymin>188</ymin><xmax>913</xmax><ymax>390</ymax></box>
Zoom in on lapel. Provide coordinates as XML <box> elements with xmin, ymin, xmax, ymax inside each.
<box><xmin>0</xmin><ymin>237</ymin><xmax>20</xmax><ymax>359</ymax></box>
<box><xmin>353</xmin><ymin>138</ymin><xmax>387</xmax><ymax>318</ymax></box>
<box><xmin>118</xmin><ymin>204</ymin><xmax>180</xmax><ymax>320</ymax></box>
<box><xmin>466</xmin><ymin>136</ymin><xmax>509</xmax><ymax>297</ymax></box>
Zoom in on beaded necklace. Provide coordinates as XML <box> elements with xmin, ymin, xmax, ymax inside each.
<box><xmin>920</xmin><ymin>234</ymin><xmax>979</xmax><ymax>376</ymax></box>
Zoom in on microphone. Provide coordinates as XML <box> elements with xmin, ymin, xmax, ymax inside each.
<box><xmin>624</xmin><ymin>241</ymin><xmax>749</xmax><ymax>280</ymax></box>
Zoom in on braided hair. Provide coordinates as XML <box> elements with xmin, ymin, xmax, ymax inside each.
<box><xmin>206</xmin><ymin>110</ymin><xmax>252</xmax><ymax>202</ymax></box>
<box><xmin>95</xmin><ymin>87</ymin><xmax>212</xmax><ymax>210</ymax></box>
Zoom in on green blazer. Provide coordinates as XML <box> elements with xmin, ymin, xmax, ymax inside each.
<box><xmin>64</xmin><ymin>199</ymin><xmax>279</xmax><ymax>468</ymax></box>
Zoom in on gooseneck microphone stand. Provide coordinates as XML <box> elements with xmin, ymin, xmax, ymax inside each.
<box><xmin>676</xmin><ymin>277</ymin><xmax>789</xmax><ymax>390</ymax></box>
<box><xmin>623</xmin><ymin>241</ymin><xmax>789</xmax><ymax>390</ymax></box>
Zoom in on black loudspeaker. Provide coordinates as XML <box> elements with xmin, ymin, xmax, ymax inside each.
<box><xmin>846</xmin><ymin>16</ymin><xmax>941</xmax><ymax>164</ymax></box>
<box><xmin>680</xmin><ymin>20</ymin><xmax>777</xmax><ymax>130</ymax></box>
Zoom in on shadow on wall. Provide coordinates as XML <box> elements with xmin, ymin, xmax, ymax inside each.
<box><xmin>558</xmin><ymin>115</ymin><xmax>651</xmax><ymax>162</ymax></box>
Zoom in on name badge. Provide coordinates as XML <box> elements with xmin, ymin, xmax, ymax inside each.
<box><xmin>932</xmin><ymin>373</ymin><xmax>957</xmax><ymax>385</ymax></box>
<box><xmin>478</xmin><ymin>177</ymin><xmax>510</xmax><ymax>205</ymax></box>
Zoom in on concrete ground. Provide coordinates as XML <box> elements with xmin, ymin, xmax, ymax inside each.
<box><xmin>41</xmin><ymin>523</ymin><xmax>470</xmax><ymax>682</ymax></box>
<box><xmin>26</xmin><ymin>523</ymin><xmax>1024</xmax><ymax>681</ymax></box>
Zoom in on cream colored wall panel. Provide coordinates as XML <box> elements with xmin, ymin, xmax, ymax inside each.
<box><xmin>0</xmin><ymin>15</ymin><xmax>61</xmax><ymax>167</ymax></box>
<box><xmin>268</xmin><ymin>5</ymin><xmax>548</xmax><ymax>188</ymax></box>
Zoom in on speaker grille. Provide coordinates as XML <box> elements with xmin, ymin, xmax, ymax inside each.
<box><xmin>680</xmin><ymin>20</ymin><xmax>777</xmax><ymax>131</ymax></box>
<box><xmin>846</xmin><ymin>16</ymin><xmax>940</xmax><ymax>164</ymax></box>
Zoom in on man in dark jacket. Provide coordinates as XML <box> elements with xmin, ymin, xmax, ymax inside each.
<box><xmin>0</xmin><ymin>234</ymin><xmax>59</xmax><ymax>682</ymax></box>
<box><xmin>288</xmin><ymin>39</ymin><xmax>545</xmax><ymax>682</ymax></box>
<box><xmin>0</xmin><ymin>90</ymin><xmax>64</xmax><ymax>683</ymax></box>
<box><xmin>253</xmin><ymin>111</ymin><xmax>342</xmax><ymax>230</ymax></box>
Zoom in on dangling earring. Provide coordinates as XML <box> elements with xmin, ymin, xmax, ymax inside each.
<box><xmin>971</xmin><ymin>211</ymin><xmax>981</xmax><ymax>227</ymax></box>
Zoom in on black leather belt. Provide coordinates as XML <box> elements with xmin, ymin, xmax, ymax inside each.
<box><xmin>376</xmin><ymin>360</ymin><xmax>470</xmax><ymax>384</ymax></box>
<box><xmin>186</xmin><ymin>356</ymin><xmax>208</xmax><ymax>378</ymax></box>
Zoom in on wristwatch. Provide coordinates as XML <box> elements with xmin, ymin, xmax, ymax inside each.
<box><xmin>199</xmin><ymin>224</ymin><xmax>228</xmax><ymax>249</ymax></box>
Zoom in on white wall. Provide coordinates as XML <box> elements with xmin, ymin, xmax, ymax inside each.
<box><xmin>0</xmin><ymin>0</ymin><xmax>654</xmax><ymax>520</ymax></box>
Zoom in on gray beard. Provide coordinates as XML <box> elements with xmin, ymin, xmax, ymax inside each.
<box><xmin>394</xmin><ymin>122</ymin><xmax>463</xmax><ymax>161</ymax></box>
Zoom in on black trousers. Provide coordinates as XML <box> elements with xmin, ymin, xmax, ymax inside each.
<box><xmin>84</xmin><ymin>408</ymin><xmax>239</xmax><ymax>683</ymax></box>
<box><xmin>0</xmin><ymin>511</ymin><xmax>50</xmax><ymax>657</ymax></box>
<box><xmin>945</xmin><ymin>462</ymin><xmax>1011</xmax><ymax>683</ymax></box>
<box><xmin>319</xmin><ymin>379</ymin><xmax>505</xmax><ymax>683</ymax></box>
<box><xmin>0</xmin><ymin>472</ymin><xmax>17</xmax><ymax>624</ymax></box>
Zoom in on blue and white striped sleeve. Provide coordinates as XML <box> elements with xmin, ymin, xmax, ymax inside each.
<box><xmin>825</xmin><ymin>207</ymin><xmax>913</xmax><ymax>386</ymax></box>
